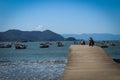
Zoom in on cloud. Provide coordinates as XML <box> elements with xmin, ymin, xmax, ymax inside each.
<box><xmin>35</xmin><ymin>25</ymin><xmax>46</xmax><ymax>31</ymax></box>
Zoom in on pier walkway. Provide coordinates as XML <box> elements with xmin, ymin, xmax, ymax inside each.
<box><xmin>62</xmin><ymin>45</ymin><xmax>120</xmax><ymax>80</ymax></box>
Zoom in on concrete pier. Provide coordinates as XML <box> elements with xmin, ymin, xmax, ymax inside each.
<box><xmin>62</xmin><ymin>45</ymin><xmax>120</xmax><ymax>80</ymax></box>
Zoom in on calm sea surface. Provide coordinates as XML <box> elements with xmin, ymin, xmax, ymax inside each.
<box><xmin>0</xmin><ymin>41</ymin><xmax>120</xmax><ymax>80</ymax></box>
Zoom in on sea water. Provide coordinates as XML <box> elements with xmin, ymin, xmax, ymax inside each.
<box><xmin>0</xmin><ymin>41</ymin><xmax>120</xmax><ymax>80</ymax></box>
<box><xmin>0</xmin><ymin>41</ymin><xmax>72</xmax><ymax>80</ymax></box>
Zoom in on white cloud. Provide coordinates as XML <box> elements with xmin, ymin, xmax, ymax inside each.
<box><xmin>35</xmin><ymin>25</ymin><xmax>46</xmax><ymax>31</ymax></box>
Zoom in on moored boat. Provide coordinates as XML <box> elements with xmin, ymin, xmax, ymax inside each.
<box><xmin>56</xmin><ymin>41</ymin><xmax>64</xmax><ymax>47</ymax></box>
<box><xmin>40</xmin><ymin>44</ymin><xmax>49</xmax><ymax>48</ymax></box>
<box><xmin>100</xmin><ymin>45</ymin><xmax>108</xmax><ymax>48</ymax></box>
<box><xmin>110</xmin><ymin>43</ymin><xmax>116</xmax><ymax>46</ymax></box>
<box><xmin>0</xmin><ymin>43</ymin><xmax>12</xmax><ymax>48</ymax></box>
<box><xmin>14</xmin><ymin>43</ymin><xmax>27</xmax><ymax>49</ymax></box>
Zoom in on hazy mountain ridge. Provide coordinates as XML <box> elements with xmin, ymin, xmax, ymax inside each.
<box><xmin>0</xmin><ymin>29</ymin><xmax>120</xmax><ymax>41</ymax></box>
<box><xmin>62</xmin><ymin>33</ymin><xmax>120</xmax><ymax>40</ymax></box>
<box><xmin>0</xmin><ymin>29</ymin><xmax>64</xmax><ymax>41</ymax></box>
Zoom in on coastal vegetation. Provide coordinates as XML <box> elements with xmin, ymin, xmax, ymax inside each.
<box><xmin>0</xmin><ymin>29</ymin><xmax>64</xmax><ymax>42</ymax></box>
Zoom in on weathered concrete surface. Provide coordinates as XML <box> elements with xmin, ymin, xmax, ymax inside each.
<box><xmin>62</xmin><ymin>45</ymin><xmax>120</xmax><ymax>80</ymax></box>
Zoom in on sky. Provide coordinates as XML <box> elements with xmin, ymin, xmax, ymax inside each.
<box><xmin>0</xmin><ymin>0</ymin><xmax>120</xmax><ymax>34</ymax></box>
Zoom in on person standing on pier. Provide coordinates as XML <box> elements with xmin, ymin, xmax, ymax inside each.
<box><xmin>88</xmin><ymin>37</ymin><xmax>94</xmax><ymax>47</ymax></box>
<box><xmin>80</xmin><ymin>39</ymin><xmax>85</xmax><ymax>45</ymax></box>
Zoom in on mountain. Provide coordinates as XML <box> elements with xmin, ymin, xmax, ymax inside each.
<box><xmin>0</xmin><ymin>29</ymin><xmax>64</xmax><ymax>41</ymax></box>
<box><xmin>65</xmin><ymin>37</ymin><xmax>77</xmax><ymax>41</ymax></box>
<box><xmin>1</xmin><ymin>30</ymin><xmax>120</xmax><ymax>41</ymax></box>
<box><xmin>62</xmin><ymin>33</ymin><xmax>120</xmax><ymax>40</ymax></box>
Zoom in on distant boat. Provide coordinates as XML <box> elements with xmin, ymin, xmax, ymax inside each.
<box><xmin>40</xmin><ymin>44</ymin><xmax>49</xmax><ymax>48</ymax></box>
<box><xmin>5</xmin><ymin>44</ymin><xmax>12</xmax><ymax>48</ymax></box>
<box><xmin>97</xmin><ymin>41</ymin><xmax>109</xmax><ymax>48</ymax></box>
<box><xmin>0</xmin><ymin>43</ymin><xmax>12</xmax><ymax>48</ymax></box>
<box><xmin>56</xmin><ymin>42</ymin><xmax>64</xmax><ymax>47</ymax></box>
<box><xmin>0</xmin><ymin>43</ymin><xmax>5</xmax><ymax>48</ymax></box>
<box><xmin>100</xmin><ymin>45</ymin><xmax>108</xmax><ymax>48</ymax></box>
<box><xmin>14</xmin><ymin>43</ymin><xmax>27</xmax><ymax>49</ymax></box>
<box><xmin>110</xmin><ymin>43</ymin><xmax>116</xmax><ymax>46</ymax></box>
<box><xmin>40</xmin><ymin>41</ymin><xmax>52</xmax><ymax>45</ymax></box>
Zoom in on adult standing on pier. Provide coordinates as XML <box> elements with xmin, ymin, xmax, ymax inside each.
<box><xmin>88</xmin><ymin>37</ymin><xmax>94</xmax><ymax>47</ymax></box>
<box><xmin>80</xmin><ymin>39</ymin><xmax>85</xmax><ymax>45</ymax></box>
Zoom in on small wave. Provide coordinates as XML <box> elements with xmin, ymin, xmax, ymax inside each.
<box><xmin>0</xmin><ymin>59</ymin><xmax>67</xmax><ymax>66</ymax></box>
<box><xmin>0</xmin><ymin>60</ymin><xmax>12</xmax><ymax>66</ymax></box>
<box><xmin>19</xmin><ymin>59</ymin><xmax>67</xmax><ymax>65</ymax></box>
<box><xmin>0</xmin><ymin>59</ymin><xmax>66</xmax><ymax>80</ymax></box>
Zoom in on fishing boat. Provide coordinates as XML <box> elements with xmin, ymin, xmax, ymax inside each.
<box><xmin>56</xmin><ymin>42</ymin><xmax>64</xmax><ymax>47</ymax></box>
<box><xmin>0</xmin><ymin>43</ymin><xmax>5</xmax><ymax>48</ymax></box>
<box><xmin>97</xmin><ymin>41</ymin><xmax>109</xmax><ymax>48</ymax></box>
<box><xmin>0</xmin><ymin>43</ymin><xmax>12</xmax><ymax>48</ymax></box>
<box><xmin>40</xmin><ymin>44</ymin><xmax>49</xmax><ymax>48</ymax></box>
<box><xmin>14</xmin><ymin>43</ymin><xmax>27</xmax><ymax>49</ymax></box>
<box><xmin>5</xmin><ymin>44</ymin><xmax>12</xmax><ymax>48</ymax></box>
<box><xmin>100</xmin><ymin>45</ymin><xmax>108</xmax><ymax>48</ymax></box>
<box><xmin>110</xmin><ymin>43</ymin><xmax>116</xmax><ymax>46</ymax></box>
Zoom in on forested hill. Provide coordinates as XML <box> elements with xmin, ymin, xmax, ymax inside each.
<box><xmin>0</xmin><ymin>29</ymin><xmax>64</xmax><ymax>41</ymax></box>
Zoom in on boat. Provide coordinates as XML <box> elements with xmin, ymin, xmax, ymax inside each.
<box><xmin>0</xmin><ymin>43</ymin><xmax>5</xmax><ymax>48</ymax></box>
<box><xmin>100</xmin><ymin>45</ymin><xmax>108</xmax><ymax>48</ymax></box>
<box><xmin>57</xmin><ymin>42</ymin><xmax>64</xmax><ymax>47</ymax></box>
<box><xmin>14</xmin><ymin>43</ymin><xmax>27</xmax><ymax>49</ymax></box>
<box><xmin>0</xmin><ymin>43</ymin><xmax>12</xmax><ymax>48</ymax></box>
<box><xmin>40</xmin><ymin>41</ymin><xmax>52</xmax><ymax>45</ymax></box>
<box><xmin>97</xmin><ymin>41</ymin><xmax>109</xmax><ymax>48</ymax></box>
<box><xmin>40</xmin><ymin>44</ymin><xmax>49</xmax><ymax>48</ymax></box>
<box><xmin>5</xmin><ymin>44</ymin><xmax>12</xmax><ymax>48</ymax></box>
<box><xmin>110</xmin><ymin>43</ymin><xmax>116</xmax><ymax>46</ymax></box>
